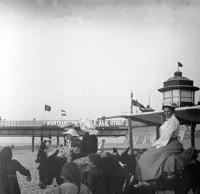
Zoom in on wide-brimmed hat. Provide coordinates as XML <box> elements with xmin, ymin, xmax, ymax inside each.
<box><xmin>63</xmin><ymin>128</ymin><xmax>80</xmax><ymax>137</ymax></box>
<box><xmin>162</xmin><ymin>102</ymin><xmax>177</xmax><ymax>110</ymax></box>
<box><xmin>79</xmin><ymin>118</ymin><xmax>99</xmax><ymax>135</ymax></box>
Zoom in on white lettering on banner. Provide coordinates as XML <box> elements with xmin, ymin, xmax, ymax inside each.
<box><xmin>97</xmin><ymin>120</ymin><xmax>109</xmax><ymax>127</ymax></box>
<box><xmin>45</xmin><ymin>120</ymin><xmax>126</xmax><ymax>127</ymax></box>
<box><xmin>46</xmin><ymin>120</ymin><xmax>80</xmax><ymax>127</ymax></box>
<box><xmin>0</xmin><ymin>120</ymin><xmax>126</xmax><ymax>128</ymax></box>
<box><xmin>94</xmin><ymin>120</ymin><xmax>126</xmax><ymax>127</ymax></box>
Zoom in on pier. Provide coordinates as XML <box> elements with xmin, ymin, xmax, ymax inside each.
<box><xmin>0</xmin><ymin>119</ymin><xmax>128</xmax><ymax>151</ymax></box>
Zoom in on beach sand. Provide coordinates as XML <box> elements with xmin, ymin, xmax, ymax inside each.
<box><xmin>12</xmin><ymin>143</ymin><xmax>126</xmax><ymax>194</ymax></box>
<box><xmin>13</xmin><ymin>148</ymin><xmax>59</xmax><ymax>194</ymax></box>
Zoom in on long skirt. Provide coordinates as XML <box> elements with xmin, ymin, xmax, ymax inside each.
<box><xmin>135</xmin><ymin>139</ymin><xmax>183</xmax><ymax>181</ymax></box>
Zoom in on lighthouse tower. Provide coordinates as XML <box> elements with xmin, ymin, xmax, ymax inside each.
<box><xmin>158</xmin><ymin>68</ymin><xmax>199</xmax><ymax>107</ymax></box>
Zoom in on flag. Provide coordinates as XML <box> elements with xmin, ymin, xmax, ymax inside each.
<box><xmin>178</xmin><ymin>62</ymin><xmax>183</xmax><ymax>67</ymax></box>
<box><xmin>139</xmin><ymin>107</ymin><xmax>155</xmax><ymax>112</ymax></box>
<box><xmin>61</xmin><ymin>109</ymin><xmax>66</xmax><ymax>116</ymax></box>
<box><xmin>131</xmin><ymin>99</ymin><xmax>145</xmax><ymax>108</ymax></box>
<box><xmin>131</xmin><ymin>99</ymin><xmax>138</xmax><ymax>106</ymax></box>
<box><xmin>45</xmin><ymin>104</ymin><xmax>51</xmax><ymax>112</ymax></box>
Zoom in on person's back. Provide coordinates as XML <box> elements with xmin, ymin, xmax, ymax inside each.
<box><xmin>87</xmin><ymin>166</ymin><xmax>105</xmax><ymax>194</ymax></box>
<box><xmin>0</xmin><ymin>147</ymin><xmax>31</xmax><ymax>194</ymax></box>
<box><xmin>87</xmin><ymin>154</ymin><xmax>106</xmax><ymax>194</ymax></box>
<box><xmin>0</xmin><ymin>153</ymin><xmax>6</xmax><ymax>194</ymax></box>
<box><xmin>81</xmin><ymin>132</ymin><xmax>89</xmax><ymax>155</ymax></box>
<box><xmin>86</xmin><ymin>135</ymin><xmax>98</xmax><ymax>154</ymax></box>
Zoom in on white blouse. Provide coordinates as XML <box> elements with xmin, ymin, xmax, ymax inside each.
<box><xmin>152</xmin><ymin>114</ymin><xmax>180</xmax><ymax>148</ymax></box>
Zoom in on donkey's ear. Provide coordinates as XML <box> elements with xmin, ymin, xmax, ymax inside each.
<box><xmin>113</xmin><ymin>147</ymin><xmax>119</xmax><ymax>155</ymax></box>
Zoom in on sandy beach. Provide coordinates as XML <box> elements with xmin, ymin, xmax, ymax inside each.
<box><xmin>13</xmin><ymin>148</ymin><xmax>59</xmax><ymax>194</ymax></box>
<box><xmin>12</xmin><ymin>144</ymin><xmax>123</xmax><ymax>194</ymax></box>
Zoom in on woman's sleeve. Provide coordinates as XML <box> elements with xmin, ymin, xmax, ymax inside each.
<box><xmin>13</xmin><ymin>160</ymin><xmax>31</xmax><ymax>177</ymax></box>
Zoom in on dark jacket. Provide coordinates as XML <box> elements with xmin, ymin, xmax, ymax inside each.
<box><xmin>2</xmin><ymin>159</ymin><xmax>31</xmax><ymax>194</ymax></box>
<box><xmin>81</xmin><ymin>135</ymin><xmax>98</xmax><ymax>155</ymax></box>
<box><xmin>0</xmin><ymin>164</ymin><xmax>6</xmax><ymax>194</ymax></box>
<box><xmin>87</xmin><ymin>166</ymin><xmax>106</xmax><ymax>194</ymax></box>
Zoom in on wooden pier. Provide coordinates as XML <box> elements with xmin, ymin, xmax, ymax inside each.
<box><xmin>0</xmin><ymin>120</ymin><xmax>128</xmax><ymax>151</ymax></box>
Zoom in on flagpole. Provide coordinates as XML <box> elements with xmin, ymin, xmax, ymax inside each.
<box><xmin>130</xmin><ymin>92</ymin><xmax>133</xmax><ymax>114</ymax></box>
<box><xmin>41</xmin><ymin>105</ymin><xmax>46</xmax><ymax>144</ymax></box>
<box><xmin>44</xmin><ymin>105</ymin><xmax>46</xmax><ymax>122</ymax></box>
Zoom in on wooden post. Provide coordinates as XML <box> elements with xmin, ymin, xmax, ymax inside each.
<box><xmin>32</xmin><ymin>135</ymin><xmax>34</xmax><ymax>152</ymax></box>
<box><xmin>130</xmin><ymin>92</ymin><xmax>133</xmax><ymax>114</ymax></box>
<box><xmin>64</xmin><ymin>135</ymin><xmax>66</xmax><ymax>146</ymax></box>
<box><xmin>57</xmin><ymin>135</ymin><xmax>59</xmax><ymax>146</ymax></box>
<box><xmin>191</xmin><ymin>123</ymin><xmax>196</xmax><ymax>149</ymax></box>
<box><xmin>127</xmin><ymin>117</ymin><xmax>133</xmax><ymax>155</ymax></box>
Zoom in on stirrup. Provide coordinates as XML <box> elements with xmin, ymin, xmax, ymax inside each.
<box><xmin>163</xmin><ymin>172</ymin><xmax>176</xmax><ymax>180</ymax></box>
<box><xmin>134</xmin><ymin>181</ymin><xmax>151</xmax><ymax>188</ymax></box>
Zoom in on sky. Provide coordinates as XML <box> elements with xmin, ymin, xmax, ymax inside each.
<box><xmin>0</xmin><ymin>0</ymin><xmax>200</xmax><ymax>124</ymax></box>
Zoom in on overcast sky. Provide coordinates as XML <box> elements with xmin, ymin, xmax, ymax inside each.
<box><xmin>0</xmin><ymin>0</ymin><xmax>200</xmax><ymax>122</ymax></box>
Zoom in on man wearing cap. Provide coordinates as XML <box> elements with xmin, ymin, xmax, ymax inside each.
<box><xmin>135</xmin><ymin>101</ymin><xmax>184</xmax><ymax>181</ymax></box>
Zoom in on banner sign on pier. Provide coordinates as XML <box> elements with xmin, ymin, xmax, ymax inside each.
<box><xmin>46</xmin><ymin>120</ymin><xmax>127</xmax><ymax>128</ymax></box>
<box><xmin>0</xmin><ymin>120</ymin><xmax>127</xmax><ymax>128</ymax></box>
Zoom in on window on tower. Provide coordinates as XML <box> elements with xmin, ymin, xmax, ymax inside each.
<box><xmin>180</xmin><ymin>90</ymin><xmax>193</xmax><ymax>103</ymax></box>
<box><xmin>163</xmin><ymin>91</ymin><xmax>172</xmax><ymax>102</ymax></box>
<box><xmin>172</xmin><ymin>89</ymin><xmax>180</xmax><ymax>105</ymax></box>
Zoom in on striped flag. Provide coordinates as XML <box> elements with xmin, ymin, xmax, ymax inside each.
<box><xmin>61</xmin><ymin>109</ymin><xmax>66</xmax><ymax>116</ymax></box>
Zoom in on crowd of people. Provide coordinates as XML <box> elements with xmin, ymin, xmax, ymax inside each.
<box><xmin>0</xmin><ymin>101</ymin><xmax>189</xmax><ymax>194</ymax></box>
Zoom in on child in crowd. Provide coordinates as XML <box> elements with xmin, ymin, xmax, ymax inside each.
<box><xmin>0</xmin><ymin>146</ymin><xmax>31</xmax><ymax>194</ymax></box>
<box><xmin>58</xmin><ymin>161</ymin><xmax>92</xmax><ymax>194</ymax></box>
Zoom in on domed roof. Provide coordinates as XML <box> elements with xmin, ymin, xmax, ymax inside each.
<box><xmin>165</xmin><ymin>70</ymin><xmax>190</xmax><ymax>82</ymax></box>
<box><xmin>158</xmin><ymin>70</ymin><xmax>199</xmax><ymax>92</ymax></box>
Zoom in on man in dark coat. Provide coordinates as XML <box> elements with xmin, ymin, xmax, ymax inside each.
<box><xmin>87</xmin><ymin>134</ymin><xmax>98</xmax><ymax>154</ymax></box>
<box><xmin>81</xmin><ymin>132</ymin><xmax>98</xmax><ymax>155</ymax></box>
<box><xmin>81</xmin><ymin>132</ymin><xmax>90</xmax><ymax>155</ymax></box>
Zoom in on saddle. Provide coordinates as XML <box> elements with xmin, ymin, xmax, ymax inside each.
<box><xmin>175</xmin><ymin>148</ymin><xmax>197</xmax><ymax>168</ymax></box>
<box><xmin>162</xmin><ymin>148</ymin><xmax>197</xmax><ymax>180</ymax></box>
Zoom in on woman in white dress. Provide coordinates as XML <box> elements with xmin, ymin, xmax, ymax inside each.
<box><xmin>135</xmin><ymin>102</ymin><xmax>184</xmax><ymax>181</ymax></box>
